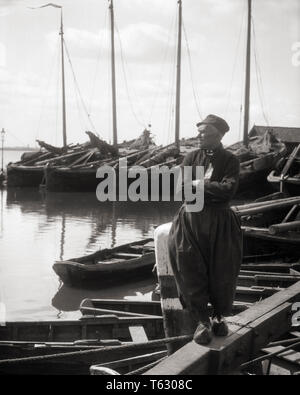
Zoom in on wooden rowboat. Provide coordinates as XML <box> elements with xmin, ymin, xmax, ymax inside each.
<box><xmin>0</xmin><ymin>306</ymin><xmax>165</xmax><ymax>375</ymax></box>
<box><xmin>0</xmin><ymin>315</ymin><xmax>163</xmax><ymax>343</ymax></box>
<box><xmin>52</xmin><ymin>238</ymin><xmax>156</xmax><ymax>287</ymax></box>
<box><xmin>79</xmin><ymin>298</ymin><xmax>162</xmax><ymax>317</ymax></box>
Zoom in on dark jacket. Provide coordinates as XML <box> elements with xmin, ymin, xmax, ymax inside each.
<box><xmin>181</xmin><ymin>144</ymin><xmax>240</xmax><ymax>203</ymax></box>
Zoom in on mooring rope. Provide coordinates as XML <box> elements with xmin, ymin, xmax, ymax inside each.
<box><xmin>125</xmin><ymin>355</ymin><xmax>168</xmax><ymax>376</ymax></box>
<box><xmin>241</xmin><ymin>339</ymin><xmax>300</xmax><ymax>369</ymax></box>
<box><xmin>0</xmin><ymin>335</ymin><xmax>192</xmax><ymax>366</ymax></box>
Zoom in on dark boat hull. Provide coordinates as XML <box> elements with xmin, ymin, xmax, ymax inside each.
<box><xmin>44</xmin><ymin>166</ymin><xmax>178</xmax><ymax>197</ymax></box>
<box><xmin>53</xmin><ymin>252</ymin><xmax>156</xmax><ymax>287</ymax></box>
<box><xmin>7</xmin><ymin>165</ymin><xmax>44</xmax><ymax>188</ymax></box>
<box><xmin>44</xmin><ymin>149</ymin><xmax>283</xmax><ymax>195</ymax></box>
<box><xmin>0</xmin><ymin>344</ymin><xmax>167</xmax><ymax>375</ymax></box>
<box><xmin>0</xmin><ymin>310</ymin><xmax>165</xmax><ymax>375</ymax></box>
<box><xmin>44</xmin><ymin>166</ymin><xmax>98</xmax><ymax>192</ymax></box>
<box><xmin>243</xmin><ymin>228</ymin><xmax>300</xmax><ymax>259</ymax></box>
<box><xmin>0</xmin><ymin>317</ymin><xmax>163</xmax><ymax>342</ymax></box>
<box><xmin>52</xmin><ymin>239</ymin><xmax>156</xmax><ymax>287</ymax></box>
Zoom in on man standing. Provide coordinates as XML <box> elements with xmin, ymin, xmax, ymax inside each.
<box><xmin>168</xmin><ymin>114</ymin><xmax>243</xmax><ymax>345</ymax></box>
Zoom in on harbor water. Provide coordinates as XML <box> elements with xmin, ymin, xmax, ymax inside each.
<box><xmin>0</xmin><ymin>151</ymin><xmax>180</xmax><ymax>321</ymax></box>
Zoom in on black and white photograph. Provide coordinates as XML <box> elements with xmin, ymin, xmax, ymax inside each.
<box><xmin>0</xmin><ymin>0</ymin><xmax>300</xmax><ymax>380</ymax></box>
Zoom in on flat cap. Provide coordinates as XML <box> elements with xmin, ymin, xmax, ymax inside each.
<box><xmin>196</xmin><ymin>114</ymin><xmax>229</xmax><ymax>135</ymax></box>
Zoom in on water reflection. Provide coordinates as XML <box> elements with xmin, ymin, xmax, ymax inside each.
<box><xmin>6</xmin><ymin>188</ymin><xmax>180</xmax><ymax>251</ymax></box>
<box><xmin>2</xmin><ymin>188</ymin><xmax>180</xmax><ymax>320</ymax></box>
<box><xmin>52</xmin><ymin>279</ymin><xmax>157</xmax><ymax>313</ymax></box>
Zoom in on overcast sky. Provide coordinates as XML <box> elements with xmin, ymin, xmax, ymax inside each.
<box><xmin>0</xmin><ymin>0</ymin><xmax>299</xmax><ymax>147</ymax></box>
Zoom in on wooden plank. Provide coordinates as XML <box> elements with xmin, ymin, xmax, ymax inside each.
<box><xmin>237</xmin><ymin>274</ymin><xmax>300</xmax><ymax>288</ymax></box>
<box><xmin>144</xmin><ymin>342</ymin><xmax>212</xmax><ymax>375</ymax></box>
<box><xmin>80</xmin><ymin>298</ymin><xmax>162</xmax><ymax>317</ymax></box>
<box><xmin>216</xmin><ymin>302</ymin><xmax>293</xmax><ymax>374</ymax></box>
<box><xmin>129</xmin><ymin>326</ymin><xmax>149</xmax><ymax>343</ymax></box>
<box><xmin>0</xmin><ymin>316</ymin><xmax>164</xmax><ymax>343</ymax></box>
<box><xmin>262</xmin><ymin>345</ymin><xmax>300</xmax><ymax>366</ymax></box>
<box><xmin>282</xmin><ymin>205</ymin><xmax>299</xmax><ymax>224</ymax></box>
<box><xmin>145</xmin><ymin>282</ymin><xmax>300</xmax><ymax>375</ymax></box>
<box><xmin>230</xmin><ymin>281</ymin><xmax>300</xmax><ymax>327</ymax></box>
<box><xmin>80</xmin><ymin>306</ymin><xmax>162</xmax><ymax>319</ymax></box>
<box><xmin>112</xmin><ymin>252</ymin><xmax>142</xmax><ymax>258</ymax></box>
<box><xmin>154</xmin><ymin>223</ymin><xmax>195</xmax><ymax>354</ymax></box>
<box><xmin>152</xmin><ymin>221</ymin><xmax>300</xmax><ymax>375</ymax></box>
<box><xmin>90</xmin><ymin>350</ymin><xmax>168</xmax><ymax>374</ymax></box>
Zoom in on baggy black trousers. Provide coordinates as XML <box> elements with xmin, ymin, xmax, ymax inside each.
<box><xmin>168</xmin><ymin>203</ymin><xmax>243</xmax><ymax>321</ymax></box>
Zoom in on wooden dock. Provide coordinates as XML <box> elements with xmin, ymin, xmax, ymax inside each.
<box><xmin>144</xmin><ymin>223</ymin><xmax>300</xmax><ymax>375</ymax></box>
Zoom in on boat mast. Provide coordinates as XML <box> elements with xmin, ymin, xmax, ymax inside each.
<box><xmin>109</xmin><ymin>0</ymin><xmax>118</xmax><ymax>152</ymax></box>
<box><xmin>175</xmin><ymin>0</ymin><xmax>182</xmax><ymax>149</ymax></box>
<box><xmin>1</xmin><ymin>128</ymin><xmax>5</xmax><ymax>172</ymax></box>
<box><xmin>243</xmin><ymin>0</ymin><xmax>252</xmax><ymax>147</ymax></box>
<box><xmin>59</xmin><ymin>9</ymin><xmax>67</xmax><ymax>149</ymax></box>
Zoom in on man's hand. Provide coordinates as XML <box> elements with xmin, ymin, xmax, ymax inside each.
<box><xmin>192</xmin><ymin>180</ymin><xmax>203</xmax><ymax>188</ymax></box>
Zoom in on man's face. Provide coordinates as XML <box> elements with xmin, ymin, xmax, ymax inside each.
<box><xmin>197</xmin><ymin>124</ymin><xmax>222</xmax><ymax>149</ymax></box>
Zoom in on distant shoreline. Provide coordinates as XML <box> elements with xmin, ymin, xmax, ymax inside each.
<box><xmin>4</xmin><ymin>147</ymin><xmax>38</xmax><ymax>152</ymax></box>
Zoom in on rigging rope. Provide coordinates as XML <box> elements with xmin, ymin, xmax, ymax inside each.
<box><xmin>88</xmin><ymin>7</ymin><xmax>109</xmax><ymax>116</ymax></box>
<box><xmin>5</xmin><ymin>130</ymin><xmax>27</xmax><ymax>147</ymax></box>
<box><xmin>165</xmin><ymin>41</ymin><xmax>177</xmax><ymax>146</ymax></box>
<box><xmin>224</xmin><ymin>3</ymin><xmax>246</xmax><ymax>118</ymax></box>
<box><xmin>34</xmin><ymin>37</ymin><xmax>60</xmax><ymax>143</ymax></box>
<box><xmin>163</xmin><ymin>10</ymin><xmax>178</xmax><ymax>146</ymax></box>
<box><xmin>72</xmin><ymin>65</ymin><xmax>86</xmax><ymax>135</ymax></box>
<box><xmin>63</xmin><ymin>39</ymin><xmax>103</xmax><ymax>138</ymax></box>
<box><xmin>126</xmin><ymin>355</ymin><xmax>168</xmax><ymax>375</ymax></box>
<box><xmin>0</xmin><ymin>335</ymin><xmax>192</xmax><ymax>366</ymax></box>
<box><xmin>251</xmin><ymin>17</ymin><xmax>270</xmax><ymax>126</ymax></box>
<box><xmin>148</xmin><ymin>9</ymin><xmax>177</xmax><ymax>126</ymax></box>
<box><xmin>182</xmin><ymin>20</ymin><xmax>202</xmax><ymax>121</ymax></box>
<box><xmin>114</xmin><ymin>21</ymin><xmax>146</xmax><ymax>129</ymax></box>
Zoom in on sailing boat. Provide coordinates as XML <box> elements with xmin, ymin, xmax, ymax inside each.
<box><xmin>137</xmin><ymin>0</ymin><xmax>286</xmax><ymax>197</ymax></box>
<box><xmin>225</xmin><ymin>0</ymin><xmax>286</xmax><ymax>194</ymax></box>
<box><xmin>7</xmin><ymin>3</ymin><xmax>131</xmax><ymax>189</ymax></box>
<box><xmin>43</xmin><ymin>0</ymin><xmax>156</xmax><ymax>192</ymax></box>
<box><xmin>171</xmin><ymin>0</ymin><xmax>286</xmax><ymax>196</ymax></box>
<box><xmin>267</xmin><ymin>129</ymin><xmax>300</xmax><ymax>195</ymax></box>
<box><xmin>6</xmin><ymin>4</ymin><xmax>69</xmax><ymax>188</ymax></box>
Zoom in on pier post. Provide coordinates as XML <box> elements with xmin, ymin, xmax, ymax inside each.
<box><xmin>154</xmin><ymin>223</ymin><xmax>195</xmax><ymax>354</ymax></box>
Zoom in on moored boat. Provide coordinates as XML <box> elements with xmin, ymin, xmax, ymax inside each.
<box><xmin>52</xmin><ymin>238</ymin><xmax>155</xmax><ymax>287</ymax></box>
<box><xmin>0</xmin><ymin>312</ymin><xmax>165</xmax><ymax>375</ymax></box>
<box><xmin>79</xmin><ymin>298</ymin><xmax>162</xmax><ymax>317</ymax></box>
<box><xmin>243</xmin><ymin>226</ymin><xmax>300</xmax><ymax>259</ymax></box>
<box><xmin>0</xmin><ymin>170</ymin><xmax>5</xmax><ymax>186</ymax></box>
<box><xmin>227</xmin><ymin>127</ymin><xmax>287</xmax><ymax>194</ymax></box>
<box><xmin>268</xmin><ymin>142</ymin><xmax>300</xmax><ymax>196</ymax></box>
<box><xmin>7</xmin><ymin>164</ymin><xmax>45</xmax><ymax>188</ymax></box>
<box><xmin>235</xmin><ymin>196</ymin><xmax>300</xmax><ymax>259</ymax></box>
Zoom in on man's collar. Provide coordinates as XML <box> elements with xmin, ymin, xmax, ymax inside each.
<box><xmin>201</xmin><ymin>143</ymin><xmax>223</xmax><ymax>157</ymax></box>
